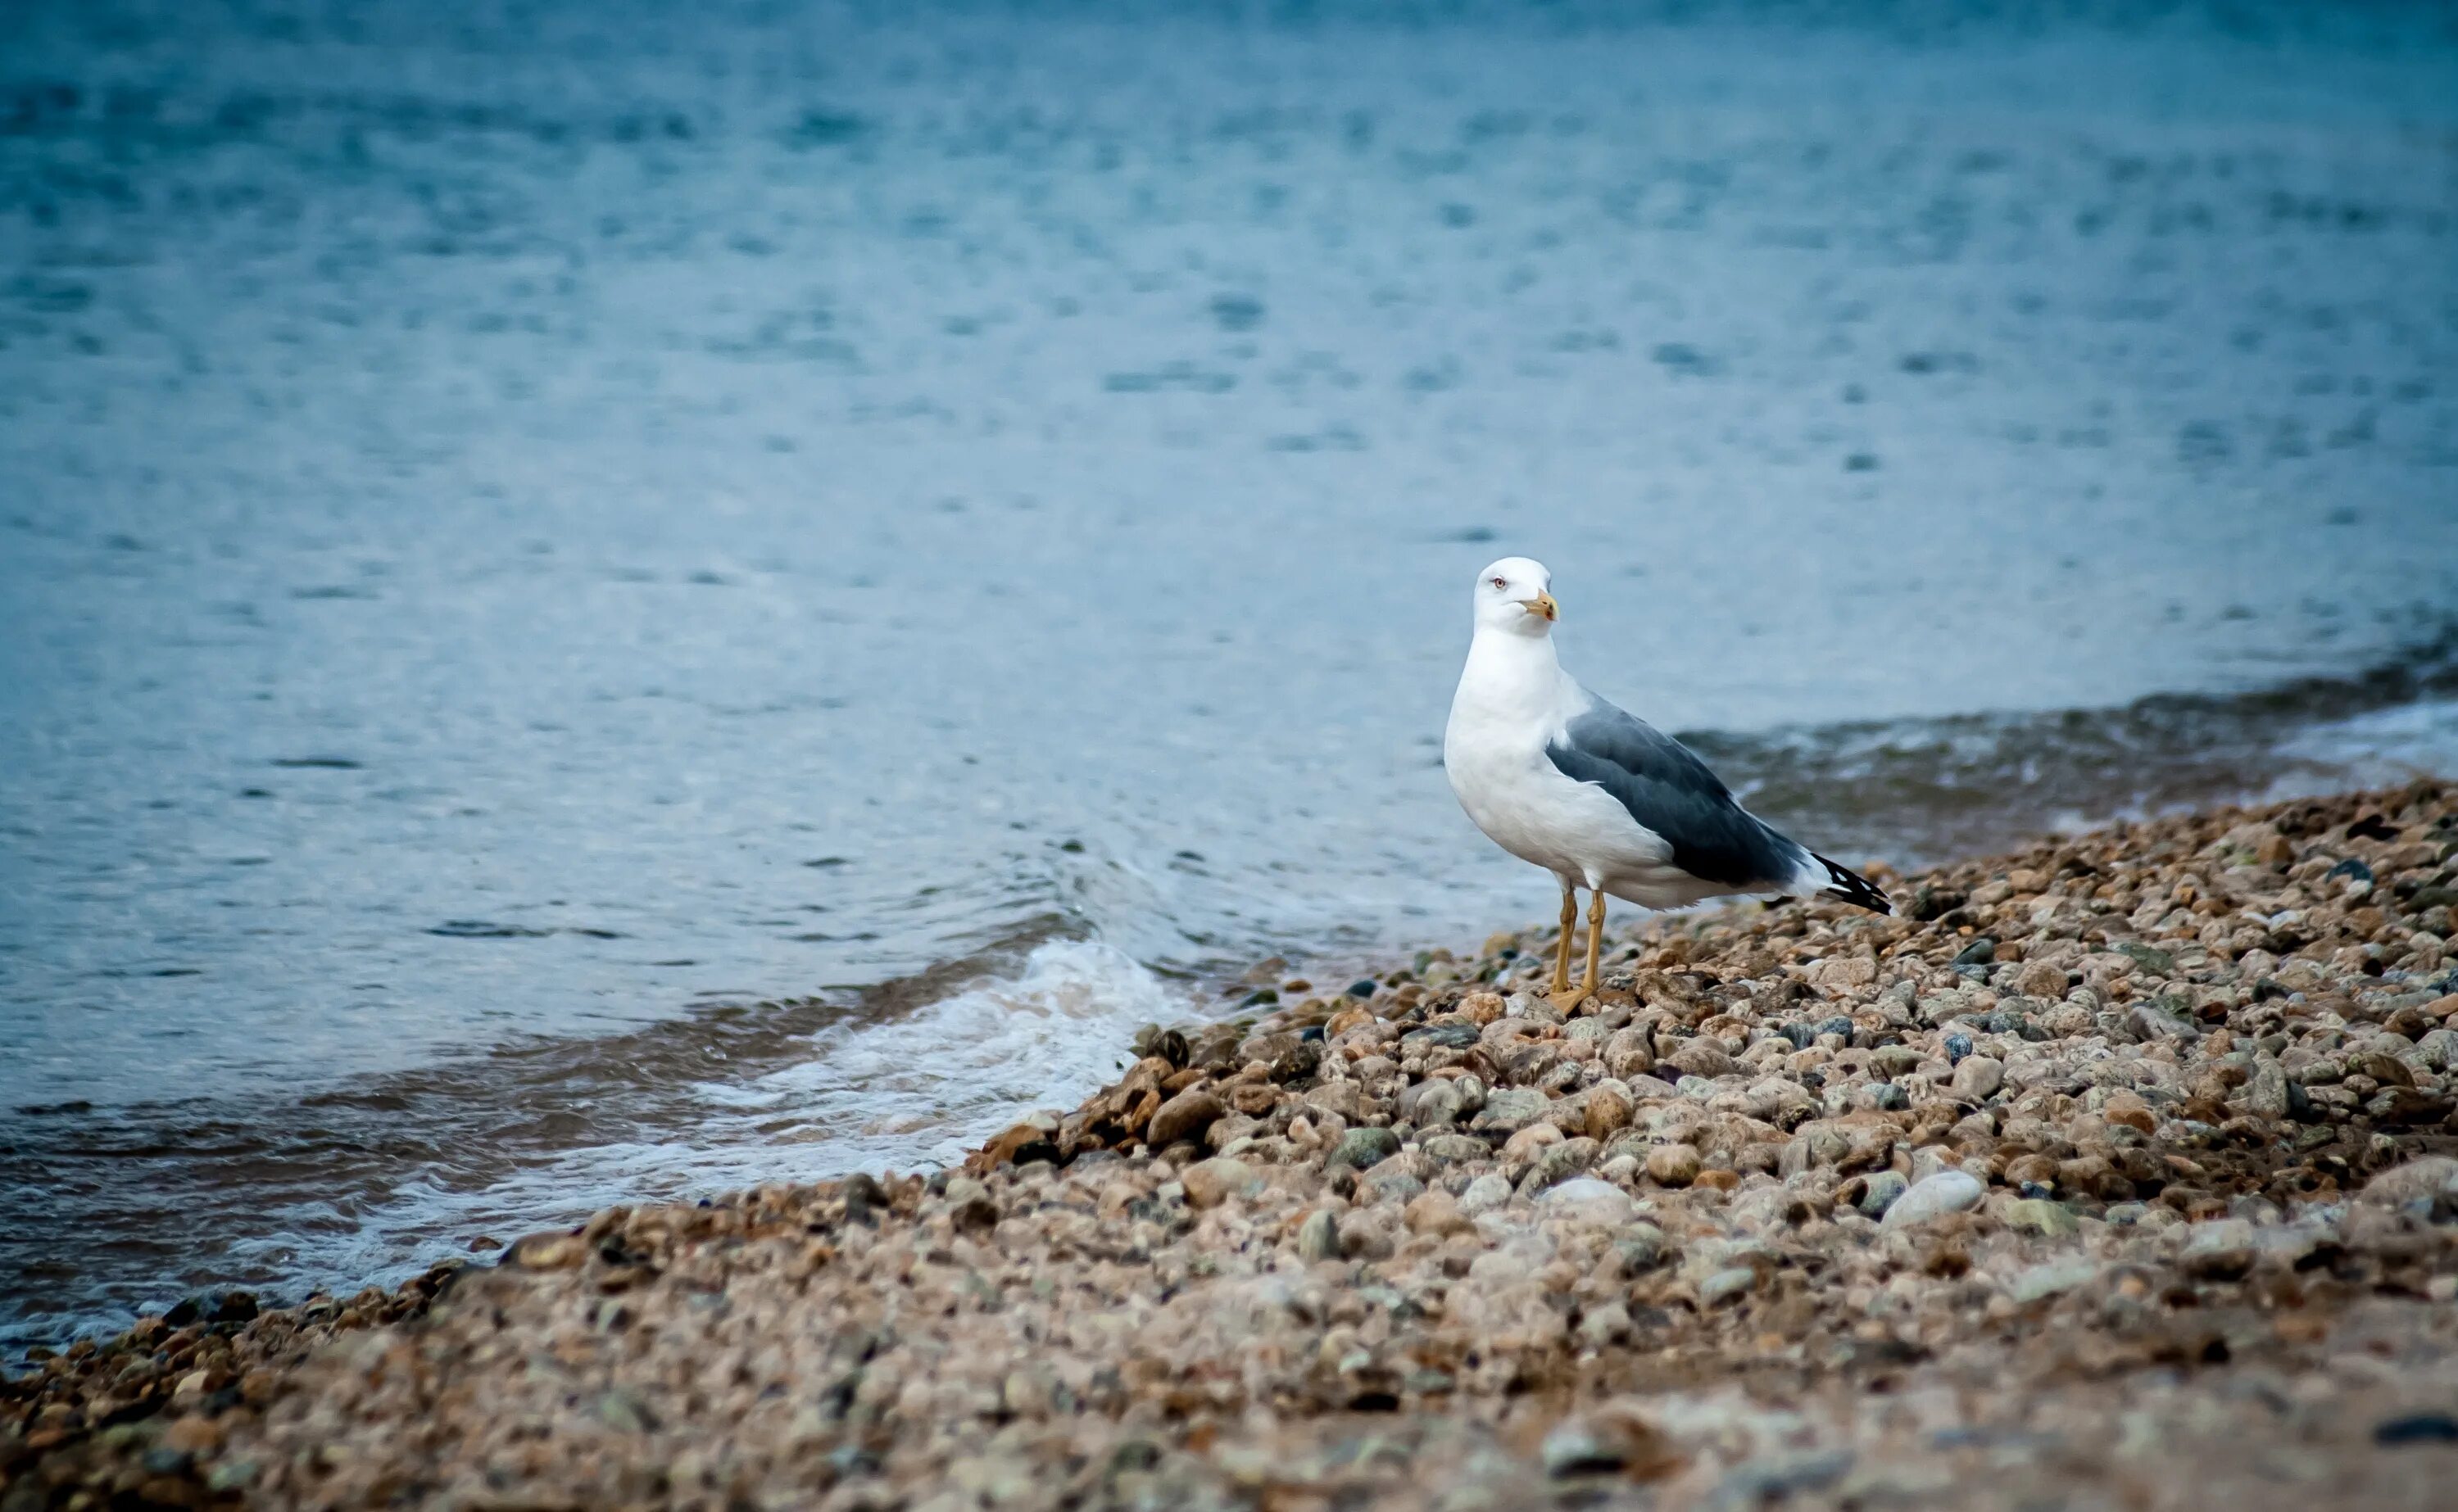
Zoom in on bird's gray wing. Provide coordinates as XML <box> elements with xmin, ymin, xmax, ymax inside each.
<box><xmin>1544</xmin><ymin>696</ymin><xmax>1805</xmax><ymax>888</ymax></box>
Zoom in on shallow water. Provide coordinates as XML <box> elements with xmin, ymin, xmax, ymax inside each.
<box><xmin>4</xmin><ymin>0</ymin><xmax>2456</xmax><ymax>1345</ymax></box>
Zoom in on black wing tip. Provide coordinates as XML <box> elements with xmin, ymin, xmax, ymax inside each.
<box><xmin>1814</xmin><ymin>853</ymin><xmax>1892</xmax><ymax>915</ymax></box>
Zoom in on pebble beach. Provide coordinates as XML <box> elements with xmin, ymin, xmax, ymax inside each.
<box><xmin>10</xmin><ymin>780</ymin><xmax>2458</xmax><ymax>1510</ymax></box>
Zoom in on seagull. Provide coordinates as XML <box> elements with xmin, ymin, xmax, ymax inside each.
<box><xmin>1444</xmin><ymin>556</ymin><xmax>1889</xmax><ymax>1006</ymax></box>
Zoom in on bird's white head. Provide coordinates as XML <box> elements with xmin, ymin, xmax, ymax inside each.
<box><xmin>1472</xmin><ymin>557</ymin><xmax>1557</xmax><ymax>637</ymax></box>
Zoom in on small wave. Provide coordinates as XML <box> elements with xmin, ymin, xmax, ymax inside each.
<box><xmin>710</xmin><ymin>939</ymin><xmax>1181</xmax><ymax>1175</ymax></box>
<box><xmin>0</xmin><ymin>913</ymin><xmax>1112</xmax><ymax>1347</ymax></box>
<box><xmin>1688</xmin><ymin>626</ymin><xmax>2458</xmax><ymax>864</ymax></box>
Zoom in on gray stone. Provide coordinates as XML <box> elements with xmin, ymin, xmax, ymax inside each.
<box><xmin>2415</xmin><ymin>1029</ymin><xmax>2458</xmax><ymax>1073</ymax></box>
<box><xmin>1329</xmin><ymin>1125</ymin><xmax>1402</xmax><ymax>1170</ymax></box>
<box><xmin>1540</xmin><ymin>1178</ymin><xmax>1633</xmax><ymax>1226</ymax></box>
<box><xmin>1540</xmin><ymin>1411</ymin><xmax>1666</xmax><ymax>1478</ymax></box>
<box><xmin>1714</xmin><ymin>1450</ymin><xmax>1854</xmax><ymax>1504</ymax></box>
<box><xmin>1296</xmin><ymin>1208</ymin><xmax>1341</xmax><ymax>1262</ymax></box>
<box><xmin>1576</xmin><ymin>1301</ymin><xmax>1632</xmax><ymax>1348</ymax></box>
<box><xmin>1369</xmin><ymin>1171</ymin><xmax>1427</xmax><ymax>1205</ymax></box>
<box><xmin>1853</xmin><ymin>1170</ymin><xmax>1909</xmax><ymax>1218</ymax></box>
<box><xmin>1413</xmin><ymin>1080</ymin><xmax>1465</xmax><ymax>1128</ymax></box>
<box><xmin>2360</xmin><ymin>1155</ymin><xmax>2458</xmax><ymax>1211</ymax></box>
<box><xmin>1880</xmin><ymin>1170</ymin><xmax>1985</xmax><ymax>1229</ymax></box>
<box><xmin>1420</xmin><ymin>1133</ymin><xmax>1490</xmax><ymax>1166</ymax></box>
<box><xmin>2179</xmin><ymin>1218</ymin><xmax>2256</xmax><ymax>1279</ymax></box>
<box><xmin>1470</xmin><ymin>1087</ymin><xmax>1550</xmax><ymax>1134</ymax></box>
<box><xmin>1699</xmin><ymin>1266</ymin><xmax>1757</xmax><ymax>1306</ymax></box>
<box><xmin>1616</xmin><ymin>1223</ymin><xmax>1670</xmax><ymax>1272</ymax></box>
<box><xmin>1459</xmin><ymin>1172</ymin><xmax>1515</xmax><ymax>1214</ymax></box>
<box><xmin>2007</xmin><ymin>1256</ymin><xmax>2099</xmax><ymax>1304</ymax></box>
<box><xmin>2245</xmin><ymin>1058</ymin><xmax>2291</xmax><ymax>1119</ymax></box>
<box><xmin>2005</xmin><ymin>1198</ymin><xmax>2080</xmax><ymax>1238</ymax></box>
<box><xmin>2129</xmin><ymin>1003</ymin><xmax>2197</xmax><ymax>1041</ymax></box>
<box><xmin>1523</xmin><ymin>1138</ymin><xmax>1597</xmax><ymax>1193</ymax></box>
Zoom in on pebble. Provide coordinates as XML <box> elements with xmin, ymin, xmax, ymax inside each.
<box><xmin>1539</xmin><ymin>1409</ymin><xmax>1672</xmax><ymax>1479</ymax></box>
<box><xmin>1583</xmin><ymin>1084</ymin><xmax>1635</xmax><ymax>1139</ymax></box>
<box><xmin>1699</xmin><ymin>1266</ymin><xmax>1758</xmax><ymax>1306</ymax></box>
<box><xmin>1147</xmin><ymin>1089</ymin><xmax>1226</xmax><ymax>1149</ymax></box>
<box><xmin>1459</xmin><ymin>1172</ymin><xmax>1515</xmax><ymax>1214</ymax></box>
<box><xmin>1368</xmin><ymin>1170</ymin><xmax>1426</xmax><ymax>1204</ymax></box>
<box><xmin>1715</xmin><ymin>1449</ymin><xmax>1855</xmax><ymax>1502</ymax></box>
<box><xmin>1645</xmin><ymin>1143</ymin><xmax>1703</xmax><ymax>1188</ymax></box>
<box><xmin>1880</xmin><ymin>1170</ymin><xmax>1985</xmax><ymax>1229</ymax></box>
<box><xmin>1181</xmin><ymin>1157</ymin><xmax>1258</xmax><ymax>1210</ymax></box>
<box><xmin>2245</xmin><ymin>1058</ymin><xmax>2292</xmax><ymax>1119</ymax></box>
<box><xmin>2374</xmin><ymin>1413</ymin><xmax>2458</xmax><ymax>1446</ymax></box>
<box><xmin>1523</xmin><ymin>1138</ymin><xmax>1595</xmax><ymax>1193</ymax></box>
<box><xmin>1540</xmin><ymin>1178</ymin><xmax>1634</xmax><ymax>1225</ymax></box>
<box><xmin>1413</xmin><ymin>1080</ymin><xmax>1465</xmax><ymax>1127</ymax></box>
<box><xmin>1404</xmin><ymin>1190</ymin><xmax>1470</xmax><ymax>1236</ymax></box>
<box><xmin>2008</xmin><ymin>1256</ymin><xmax>2100</xmax><ymax>1303</ymax></box>
<box><xmin>1471</xmin><ymin>1087</ymin><xmax>1549</xmax><ymax>1134</ymax></box>
<box><xmin>2005</xmin><ymin>1198</ymin><xmax>2080</xmax><ymax>1238</ymax></box>
<box><xmin>1421</xmin><ymin>1133</ymin><xmax>1489</xmax><ymax>1166</ymax></box>
<box><xmin>1853</xmin><ymin>1171</ymin><xmax>1909</xmax><ymax>1218</ymax></box>
<box><xmin>1328</xmin><ymin>1126</ymin><xmax>1402</xmax><ymax>1170</ymax></box>
<box><xmin>2360</xmin><ymin>1155</ymin><xmax>2458</xmax><ymax>1212</ymax></box>
<box><xmin>17</xmin><ymin>782</ymin><xmax>2458</xmax><ymax>1512</ymax></box>
<box><xmin>2179</xmin><ymin>1219</ymin><xmax>2258</xmax><ymax>1279</ymax></box>
<box><xmin>1295</xmin><ymin>1209</ymin><xmax>1341</xmax><ymax>1261</ymax></box>
<box><xmin>1576</xmin><ymin>1303</ymin><xmax>1632</xmax><ymax>1349</ymax></box>
<box><xmin>1951</xmin><ymin>1054</ymin><xmax>2004</xmax><ymax>1099</ymax></box>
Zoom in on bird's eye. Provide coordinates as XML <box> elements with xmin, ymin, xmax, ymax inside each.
<box><xmin>1490</xmin><ymin>577</ymin><xmax>1508</xmax><ymax>589</ymax></box>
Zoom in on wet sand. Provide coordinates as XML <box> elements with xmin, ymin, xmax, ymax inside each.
<box><xmin>7</xmin><ymin>781</ymin><xmax>2457</xmax><ymax>1509</ymax></box>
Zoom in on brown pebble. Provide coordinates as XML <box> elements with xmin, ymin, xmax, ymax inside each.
<box><xmin>1646</xmin><ymin>1143</ymin><xmax>1702</xmax><ymax>1188</ymax></box>
<box><xmin>1147</xmin><ymin>1088</ymin><xmax>1227</xmax><ymax>1149</ymax></box>
<box><xmin>1585</xmin><ymin>1084</ymin><xmax>1635</xmax><ymax>1140</ymax></box>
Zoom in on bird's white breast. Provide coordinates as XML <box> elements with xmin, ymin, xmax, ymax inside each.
<box><xmin>1443</xmin><ymin>632</ymin><xmax>1671</xmax><ymax>887</ymax></box>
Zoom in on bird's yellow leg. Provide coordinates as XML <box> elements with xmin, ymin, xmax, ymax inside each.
<box><xmin>1581</xmin><ymin>889</ymin><xmax>1608</xmax><ymax>999</ymax></box>
<box><xmin>1551</xmin><ymin>885</ymin><xmax>1577</xmax><ymax>997</ymax></box>
<box><xmin>1546</xmin><ymin>885</ymin><xmax>1592</xmax><ymax>1009</ymax></box>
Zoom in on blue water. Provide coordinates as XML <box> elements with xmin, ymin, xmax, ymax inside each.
<box><xmin>4</xmin><ymin>0</ymin><xmax>2456</xmax><ymax>1345</ymax></box>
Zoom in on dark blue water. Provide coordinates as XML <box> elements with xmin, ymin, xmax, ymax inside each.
<box><xmin>5</xmin><ymin>0</ymin><xmax>2456</xmax><ymax>1346</ymax></box>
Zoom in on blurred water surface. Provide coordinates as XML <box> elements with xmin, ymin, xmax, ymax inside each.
<box><xmin>4</xmin><ymin>0</ymin><xmax>2457</xmax><ymax>1342</ymax></box>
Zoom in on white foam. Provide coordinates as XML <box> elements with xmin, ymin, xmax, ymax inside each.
<box><xmin>334</xmin><ymin>941</ymin><xmax>1177</xmax><ymax>1260</ymax></box>
<box><xmin>712</xmin><ymin>939</ymin><xmax>1184</xmax><ymax>1177</ymax></box>
<box><xmin>2274</xmin><ymin>699</ymin><xmax>2458</xmax><ymax>792</ymax></box>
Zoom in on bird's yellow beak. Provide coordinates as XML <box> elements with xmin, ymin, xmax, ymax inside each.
<box><xmin>1523</xmin><ymin>592</ymin><xmax>1558</xmax><ymax>622</ymax></box>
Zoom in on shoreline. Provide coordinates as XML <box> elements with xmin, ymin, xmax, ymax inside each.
<box><xmin>7</xmin><ymin>782</ymin><xmax>2458</xmax><ymax>1508</ymax></box>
